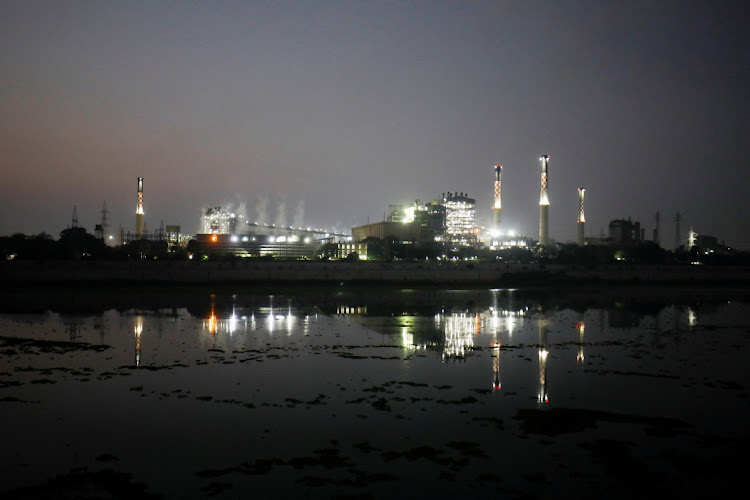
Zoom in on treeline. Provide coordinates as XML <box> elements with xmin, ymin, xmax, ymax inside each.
<box><xmin>3</xmin><ymin>230</ymin><xmax>749</xmax><ymax>265</ymax></box>
<box><xmin>326</xmin><ymin>237</ymin><xmax>750</xmax><ymax>266</ymax></box>
<box><xmin>0</xmin><ymin>228</ymin><xmax>183</xmax><ymax>261</ymax></box>
<box><xmin>553</xmin><ymin>241</ymin><xmax>750</xmax><ymax>265</ymax></box>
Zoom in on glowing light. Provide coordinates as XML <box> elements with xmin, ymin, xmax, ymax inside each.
<box><xmin>402</xmin><ymin>206</ymin><xmax>416</xmax><ymax>223</ymax></box>
<box><xmin>211</xmin><ymin>235</ymin><xmax>218</xmax><ymax>243</ymax></box>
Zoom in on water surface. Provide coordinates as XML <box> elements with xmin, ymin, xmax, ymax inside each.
<box><xmin>1</xmin><ymin>286</ymin><xmax>748</xmax><ymax>498</ymax></box>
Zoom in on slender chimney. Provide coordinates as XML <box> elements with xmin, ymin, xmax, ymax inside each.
<box><xmin>577</xmin><ymin>187</ymin><xmax>585</xmax><ymax>246</ymax></box>
<box><xmin>135</xmin><ymin>177</ymin><xmax>145</xmax><ymax>237</ymax></box>
<box><xmin>492</xmin><ymin>164</ymin><xmax>502</xmax><ymax>229</ymax></box>
<box><xmin>539</xmin><ymin>155</ymin><xmax>550</xmax><ymax>246</ymax></box>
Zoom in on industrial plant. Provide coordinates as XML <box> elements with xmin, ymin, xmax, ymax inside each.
<box><xmin>13</xmin><ymin>150</ymin><xmax>733</xmax><ymax>264</ymax></box>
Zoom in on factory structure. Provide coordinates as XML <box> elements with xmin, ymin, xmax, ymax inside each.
<box><xmin>75</xmin><ymin>153</ymin><xmax>722</xmax><ymax>260</ymax></box>
<box><xmin>116</xmin><ymin>176</ymin><xmax>186</xmax><ymax>249</ymax></box>
<box><xmin>192</xmin><ymin>204</ymin><xmax>348</xmax><ymax>259</ymax></box>
<box><xmin>349</xmin><ymin>193</ymin><xmax>479</xmax><ymax>256</ymax></box>
<box><xmin>116</xmin><ymin>156</ymin><xmax>567</xmax><ymax>259</ymax></box>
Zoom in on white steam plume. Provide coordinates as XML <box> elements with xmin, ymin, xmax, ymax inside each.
<box><xmin>274</xmin><ymin>194</ymin><xmax>287</xmax><ymax>228</ymax></box>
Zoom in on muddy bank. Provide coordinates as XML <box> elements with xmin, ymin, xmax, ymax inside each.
<box><xmin>3</xmin><ymin>260</ymin><xmax>750</xmax><ymax>286</ymax></box>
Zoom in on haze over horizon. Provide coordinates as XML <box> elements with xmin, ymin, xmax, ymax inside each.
<box><xmin>2</xmin><ymin>1</ymin><xmax>747</xmax><ymax>248</ymax></box>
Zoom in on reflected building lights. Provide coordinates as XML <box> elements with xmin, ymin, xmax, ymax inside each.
<box><xmin>538</xmin><ymin>313</ymin><xmax>549</xmax><ymax>404</ymax></box>
<box><xmin>688</xmin><ymin>307</ymin><xmax>697</xmax><ymax>328</ymax></box>
<box><xmin>576</xmin><ymin>314</ymin><xmax>585</xmax><ymax>364</ymax></box>
<box><xmin>491</xmin><ymin>340</ymin><xmax>501</xmax><ymax>390</ymax></box>
<box><xmin>506</xmin><ymin>314</ymin><xmax>515</xmax><ymax>336</ymax></box>
<box><xmin>337</xmin><ymin>305</ymin><xmax>368</xmax><ymax>315</ymax></box>
<box><xmin>443</xmin><ymin>313</ymin><xmax>475</xmax><ymax>360</ymax></box>
<box><xmin>489</xmin><ymin>309</ymin><xmax>500</xmax><ymax>335</ymax></box>
<box><xmin>286</xmin><ymin>307</ymin><xmax>295</xmax><ymax>335</ymax></box>
<box><xmin>134</xmin><ymin>316</ymin><xmax>143</xmax><ymax>367</ymax></box>
<box><xmin>228</xmin><ymin>309</ymin><xmax>238</xmax><ymax>335</ymax></box>
<box><xmin>402</xmin><ymin>327</ymin><xmax>415</xmax><ymax>351</ymax></box>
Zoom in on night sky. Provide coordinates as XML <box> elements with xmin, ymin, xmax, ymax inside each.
<box><xmin>1</xmin><ymin>1</ymin><xmax>747</xmax><ymax>248</ymax></box>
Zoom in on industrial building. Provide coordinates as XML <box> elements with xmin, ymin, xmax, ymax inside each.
<box><xmin>188</xmin><ymin>233</ymin><xmax>317</xmax><ymax>259</ymax></box>
<box><xmin>351</xmin><ymin>200</ymin><xmax>445</xmax><ymax>245</ymax></box>
<box><xmin>337</xmin><ymin>241</ymin><xmax>369</xmax><ymax>259</ymax></box>
<box><xmin>352</xmin><ymin>220</ymin><xmax>437</xmax><ymax>244</ymax></box>
<box><xmin>609</xmin><ymin>218</ymin><xmax>642</xmax><ymax>246</ymax></box>
<box><xmin>192</xmin><ymin>202</ymin><xmax>349</xmax><ymax>259</ymax></box>
<box><xmin>201</xmin><ymin>206</ymin><xmax>247</xmax><ymax>234</ymax></box>
<box><xmin>443</xmin><ymin>192</ymin><xmax>477</xmax><ymax>246</ymax></box>
<box><xmin>388</xmin><ymin>200</ymin><xmax>446</xmax><ymax>232</ymax></box>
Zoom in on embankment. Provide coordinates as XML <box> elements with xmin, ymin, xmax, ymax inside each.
<box><xmin>3</xmin><ymin>260</ymin><xmax>750</xmax><ymax>286</ymax></box>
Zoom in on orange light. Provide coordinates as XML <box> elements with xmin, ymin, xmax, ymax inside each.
<box><xmin>211</xmin><ymin>235</ymin><xmax>218</xmax><ymax>242</ymax></box>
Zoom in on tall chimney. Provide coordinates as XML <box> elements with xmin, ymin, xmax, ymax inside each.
<box><xmin>577</xmin><ymin>187</ymin><xmax>585</xmax><ymax>246</ymax></box>
<box><xmin>539</xmin><ymin>155</ymin><xmax>550</xmax><ymax>246</ymax></box>
<box><xmin>135</xmin><ymin>177</ymin><xmax>145</xmax><ymax>237</ymax></box>
<box><xmin>493</xmin><ymin>164</ymin><xmax>502</xmax><ymax>229</ymax></box>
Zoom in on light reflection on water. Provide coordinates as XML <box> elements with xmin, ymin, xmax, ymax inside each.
<box><xmin>0</xmin><ymin>288</ymin><xmax>747</xmax><ymax>497</ymax></box>
<box><xmin>0</xmin><ymin>290</ymin><xmax>736</xmax><ymax>409</ymax></box>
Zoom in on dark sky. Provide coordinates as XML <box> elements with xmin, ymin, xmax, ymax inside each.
<box><xmin>1</xmin><ymin>1</ymin><xmax>747</xmax><ymax>248</ymax></box>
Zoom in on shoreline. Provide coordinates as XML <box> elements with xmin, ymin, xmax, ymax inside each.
<box><xmin>3</xmin><ymin>260</ymin><xmax>750</xmax><ymax>287</ymax></box>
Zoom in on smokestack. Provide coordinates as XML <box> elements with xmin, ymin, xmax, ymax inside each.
<box><xmin>539</xmin><ymin>155</ymin><xmax>550</xmax><ymax>246</ymax></box>
<box><xmin>492</xmin><ymin>164</ymin><xmax>502</xmax><ymax>229</ymax></box>
<box><xmin>135</xmin><ymin>177</ymin><xmax>145</xmax><ymax>236</ymax></box>
<box><xmin>577</xmin><ymin>187</ymin><xmax>585</xmax><ymax>246</ymax></box>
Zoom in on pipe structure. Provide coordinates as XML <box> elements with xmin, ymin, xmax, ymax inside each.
<box><xmin>577</xmin><ymin>187</ymin><xmax>585</xmax><ymax>246</ymax></box>
<box><xmin>135</xmin><ymin>177</ymin><xmax>145</xmax><ymax>236</ymax></box>
<box><xmin>492</xmin><ymin>164</ymin><xmax>502</xmax><ymax>229</ymax></box>
<box><xmin>539</xmin><ymin>155</ymin><xmax>550</xmax><ymax>246</ymax></box>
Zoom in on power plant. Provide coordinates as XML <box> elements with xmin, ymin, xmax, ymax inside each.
<box><xmin>492</xmin><ymin>164</ymin><xmax>502</xmax><ymax>230</ymax></box>
<box><xmin>538</xmin><ymin>155</ymin><xmax>550</xmax><ymax>247</ymax></box>
<box><xmin>135</xmin><ymin>177</ymin><xmax>145</xmax><ymax>237</ymax></box>
<box><xmin>577</xmin><ymin>187</ymin><xmax>585</xmax><ymax>246</ymax></box>
<box><xmin>51</xmin><ymin>154</ymin><xmax>737</xmax><ymax>261</ymax></box>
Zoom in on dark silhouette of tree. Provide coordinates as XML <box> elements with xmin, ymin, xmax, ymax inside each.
<box><xmin>58</xmin><ymin>227</ymin><xmax>109</xmax><ymax>259</ymax></box>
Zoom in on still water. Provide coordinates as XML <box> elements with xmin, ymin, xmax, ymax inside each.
<box><xmin>1</xmin><ymin>286</ymin><xmax>748</xmax><ymax>498</ymax></box>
